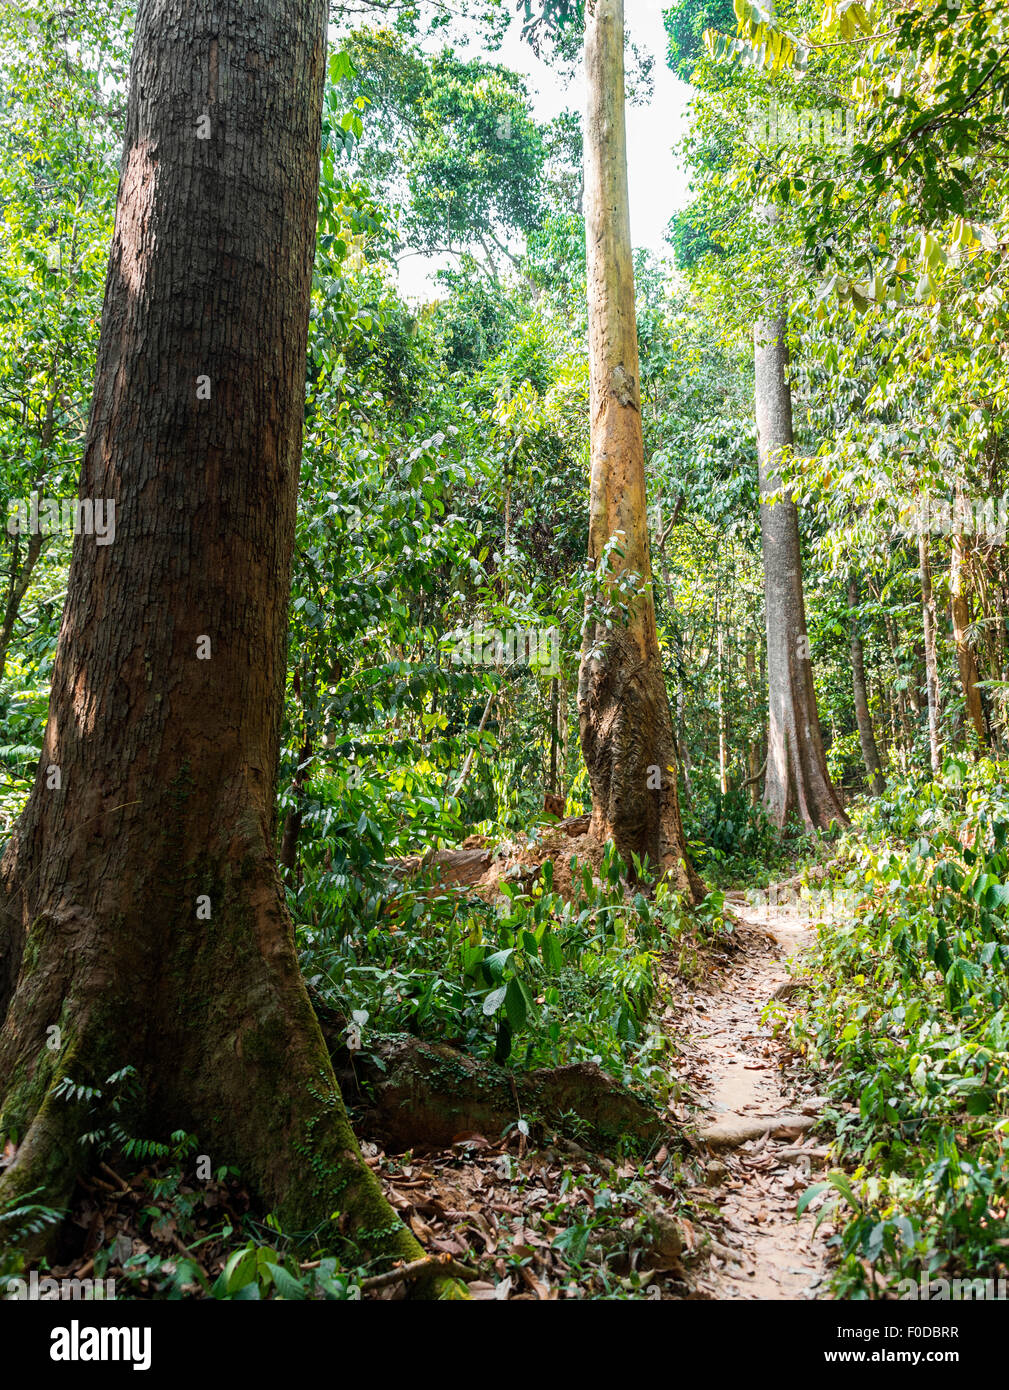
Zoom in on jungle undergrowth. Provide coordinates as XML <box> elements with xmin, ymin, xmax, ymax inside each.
<box><xmin>788</xmin><ymin>757</ymin><xmax>1009</xmax><ymax>1297</ymax></box>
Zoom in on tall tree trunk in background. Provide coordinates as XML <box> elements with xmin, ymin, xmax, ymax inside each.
<box><xmin>0</xmin><ymin>526</ymin><xmax>44</xmax><ymax>678</ymax></box>
<box><xmin>879</xmin><ymin>604</ymin><xmax>914</xmax><ymax>754</ymax></box>
<box><xmin>549</xmin><ymin>676</ymin><xmax>559</xmax><ymax>794</ymax></box>
<box><xmin>753</xmin><ymin>288</ymin><xmax>847</xmax><ymax>831</ymax></box>
<box><xmin>558</xmin><ymin>675</ymin><xmax>569</xmax><ymax>799</ymax></box>
<box><xmin>874</xmin><ymin>674</ymin><xmax>891</xmax><ymax>768</ymax></box>
<box><xmin>715</xmin><ymin>588</ymin><xmax>728</xmax><ymax>794</ymax></box>
<box><xmin>847</xmin><ymin>576</ymin><xmax>885</xmax><ymax>795</ymax></box>
<box><xmin>0</xmin><ymin>0</ymin><xmax>455</xmax><ymax>1290</ymax></box>
<box><xmin>744</xmin><ymin>643</ymin><xmax>761</xmax><ymax>806</ymax></box>
<box><xmin>654</xmin><ymin>493</ymin><xmax>692</xmax><ymax>805</ymax></box>
<box><xmin>579</xmin><ymin>0</ymin><xmax>702</xmax><ymax>899</ymax></box>
<box><xmin>279</xmin><ymin>735</ymin><xmax>313</xmax><ymax>880</ymax></box>
<box><xmin>0</xmin><ymin>401</ymin><xmax>57</xmax><ymax>677</ymax></box>
<box><xmin>919</xmin><ymin>531</ymin><xmax>942</xmax><ymax>774</ymax></box>
<box><xmin>950</xmin><ymin>532</ymin><xmax>987</xmax><ymax>749</ymax></box>
<box><xmin>675</xmin><ymin>683</ymin><xmax>694</xmax><ymax>803</ymax></box>
<box><xmin>909</xmin><ymin>642</ymin><xmax>926</xmax><ymax>720</ymax></box>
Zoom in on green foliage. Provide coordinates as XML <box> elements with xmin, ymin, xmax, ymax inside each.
<box><xmin>0</xmin><ymin>1187</ymin><xmax>64</xmax><ymax>1285</ymax></box>
<box><xmin>298</xmin><ymin>841</ymin><xmax>729</xmax><ymax>1098</ymax></box>
<box><xmin>7</xmin><ymin>0</ymin><xmax>1009</xmax><ymax>1305</ymax></box>
<box><xmin>0</xmin><ymin>1</ymin><xmax>126</xmax><ymax>678</ymax></box>
<box><xmin>791</xmin><ymin>761</ymin><xmax>1009</xmax><ymax>1292</ymax></box>
<box><xmin>203</xmin><ymin>1239</ymin><xmax>360</xmax><ymax>1302</ymax></box>
<box><xmin>684</xmin><ymin>785</ymin><xmax>806</xmax><ymax>883</ymax></box>
<box><xmin>337</xmin><ymin>28</ymin><xmax>545</xmax><ymax>272</ymax></box>
<box><xmin>664</xmin><ymin>0</ymin><xmax>739</xmax><ymax>80</ymax></box>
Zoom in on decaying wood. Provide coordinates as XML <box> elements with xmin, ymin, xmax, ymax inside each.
<box><xmin>319</xmin><ymin>1012</ymin><xmax>672</xmax><ymax>1154</ymax></box>
<box><xmin>390</xmin><ymin>848</ymin><xmax>493</xmax><ymax>886</ymax></box>
<box><xmin>387</xmin><ymin>815</ymin><xmax>595</xmax><ymax>892</ymax></box>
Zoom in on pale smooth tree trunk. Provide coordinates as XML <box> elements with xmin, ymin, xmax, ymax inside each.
<box><xmin>578</xmin><ymin>0</ymin><xmax>702</xmax><ymax>898</ymax></box>
<box><xmin>754</xmin><ymin>284</ymin><xmax>847</xmax><ymax>831</ymax></box>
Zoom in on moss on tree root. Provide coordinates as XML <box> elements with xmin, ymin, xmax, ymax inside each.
<box><xmin>325</xmin><ymin>1022</ymin><xmax>676</xmax><ymax>1156</ymax></box>
<box><xmin>0</xmin><ymin>973</ymin><xmax>467</xmax><ymax>1298</ymax></box>
<box><xmin>0</xmin><ymin>1077</ymin><xmax>89</xmax><ymax>1261</ymax></box>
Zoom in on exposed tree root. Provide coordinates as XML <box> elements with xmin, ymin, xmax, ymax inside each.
<box><xmin>0</xmin><ymin>859</ymin><xmax>468</xmax><ymax>1299</ymax></box>
<box><xmin>322</xmin><ymin>1017</ymin><xmax>675</xmax><ymax>1155</ymax></box>
<box><xmin>0</xmin><ymin>1077</ymin><xmax>90</xmax><ymax>1262</ymax></box>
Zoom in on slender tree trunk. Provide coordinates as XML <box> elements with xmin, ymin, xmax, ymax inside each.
<box><xmin>676</xmin><ymin>682</ymin><xmax>693</xmax><ymax>803</ymax></box>
<box><xmin>452</xmin><ymin>688</ymin><xmax>496</xmax><ymax>799</ymax></box>
<box><xmin>875</xmin><ymin>673</ymin><xmax>892</xmax><ymax>766</ymax></box>
<box><xmin>549</xmin><ymin>676</ymin><xmax>559</xmax><ymax>794</ymax></box>
<box><xmin>880</xmin><ymin>605</ymin><xmax>914</xmax><ymax>753</ymax></box>
<box><xmin>753</xmin><ymin>290</ymin><xmax>847</xmax><ymax>831</ymax></box>
<box><xmin>578</xmin><ymin>0</ymin><xmax>701</xmax><ymax>897</ymax></box>
<box><xmin>0</xmin><ymin>0</ymin><xmax>457</xmax><ymax>1291</ymax></box>
<box><xmin>1</xmin><ymin>395</ymin><xmax>60</xmax><ymax>675</ymax></box>
<box><xmin>654</xmin><ymin>495</ymin><xmax>692</xmax><ymax>805</ymax></box>
<box><xmin>919</xmin><ymin>531</ymin><xmax>942</xmax><ymax>774</ymax></box>
<box><xmin>950</xmin><ymin>532</ymin><xmax>987</xmax><ymax>749</ymax></box>
<box><xmin>279</xmin><ymin>736</ymin><xmax>313</xmax><ymax>878</ymax></box>
<box><xmin>558</xmin><ymin>674</ymin><xmax>569</xmax><ymax>800</ymax></box>
<box><xmin>715</xmin><ymin>588</ymin><xmax>728</xmax><ymax>794</ymax></box>
<box><xmin>847</xmin><ymin>576</ymin><xmax>885</xmax><ymax>794</ymax></box>
<box><xmin>0</xmin><ymin>526</ymin><xmax>44</xmax><ymax>678</ymax></box>
<box><xmin>909</xmin><ymin>641</ymin><xmax>926</xmax><ymax>719</ymax></box>
<box><xmin>744</xmin><ymin>642</ymin><xmax>761</xmax><ymax>806</ymax></box>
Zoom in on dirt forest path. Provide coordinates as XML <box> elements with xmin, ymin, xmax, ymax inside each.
<box><xmin>667</xmin><ymin>890</ymin><xmax>834</xmax><ymax>1299</ymax></box>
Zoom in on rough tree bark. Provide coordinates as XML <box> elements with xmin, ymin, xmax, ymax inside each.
<box><xmin>578</xmin><ymin>0</ymin><xmax>702</xmax><ymax>899</ymax></box>
<box><xmin>950</xmin><ymin>532</ymin><xmax>987</xmax><ymax>749</ymax></box>
<box><xmin>847</xmin><ymin>576</ymin><xmax>885</xmax><ymax>795</ymax></box>
<box><xmin>753</xmin><ymin>297</ymin><xmax>847</xmax><ymax>831</ymax></box>
<box><xmin>0</xmin><ymin>0</ymin><xmax>459</xmax><ymax>1292</ymax></box>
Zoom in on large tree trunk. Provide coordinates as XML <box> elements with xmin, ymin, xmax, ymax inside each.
<box><xmin>950</xmin><ymin>532</ymin><xmax>987</xmax><ymax>749</ymax></box>
<box><xmin>753</xmin><ymin>306</ymin><xmax>847</xmax><ymax>831</ymax></box>
<box><xmin>847</xmin><ymin>576</ymin><xmax>885</xmax><ymax>795</ymax></box>
<box><xmin>578</xmin><ymin>0</ymin><xmax>702</xmax><ymax>898</ymax></box>
<box><xmin>0</xmin><ymin>0</ymin><xmax>456</xmax><ymax>1291</ymax></box>
<box><xmin>919</xmin><ymin>531</ymin><xmax>942</xmax><ymax>775</ymax></box>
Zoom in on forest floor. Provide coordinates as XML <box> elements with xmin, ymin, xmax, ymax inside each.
<box><xmin>34</xmin><ymin>875</ymin><xmax>840</xmax><ymax>1300</ymax></box>
<box><xmin>360</xmin><ymin>880</ymin><xmax>839</xmax><ymax>1299</ymax></box>
<box><xmin>669</xmin><ymin>892</ymin><xmax>833</xmax><ymax>1298</ymax></box>
<box><xmin>351</xmin><ymin>871</ymin><xmax>841</xmax><ymax>1299</ymax></box>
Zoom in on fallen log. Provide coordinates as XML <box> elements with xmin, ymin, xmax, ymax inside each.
<box><xmin>389</xmin><ymin>848</ymin><xmax>492</xmax><ymax>886</ymax></box>
<box><xmin>314</xmin><ymin>1000</ymin><xmax>671</xmax><ymax>1154</ymax></box>
<box><xmin>356</xmin><ymin>1037</ymin><xmax>668</xmax><ymax>1152</ymax></box>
